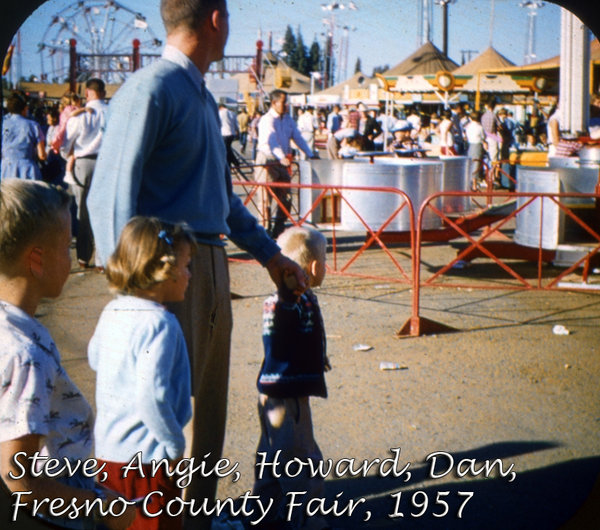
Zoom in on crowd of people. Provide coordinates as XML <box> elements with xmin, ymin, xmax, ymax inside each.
<box><xmin>0</xmin><ymin>79</ymin><xmax>566</xmax><ymax>201</ymax></box>
<box><xmin>1</xmin><ymin>82</ymin><xmax>107</xmax><ymax>267</ymax></box>
<box><xmin>212</xmin><ymin>97</ymin><xmax>561</xmax><ymax>193</ymax></box>
<box><xmin>288</xmin><ymin>99</ymin><xmax>558</xmax><ymax>190</ymax></box>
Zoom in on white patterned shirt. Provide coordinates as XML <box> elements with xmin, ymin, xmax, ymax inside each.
<box><xmin>0</xmin><ymin>301</ymin><xmax>94</xmax><ymax>466</ymax></box>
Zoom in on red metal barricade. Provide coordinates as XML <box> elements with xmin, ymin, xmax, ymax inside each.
<box><xmin>398</xmin><ymin>189</ymin><xmax>600</xmax><ymax>337</ymax></box>
<box><xmin>232</xmin><ymin>178</ymin><xmax>415</xmax><ymax>283</ymax></box>
<box><xmin>231</xmin><ymin>167</ymin><xmax>599</xmax><ymax>338</ymax></box>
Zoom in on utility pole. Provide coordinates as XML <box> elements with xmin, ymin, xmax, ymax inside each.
<box><xmin>520</xmin><ymin>1</ymin><xmax>545</xmax><ymax>65</ymax></box>
<box><xmin>460</xmin><ymin>49</ymin><xmax>478</xmax><ymax>65</ymax></box>
<box><xmin>417</xmin><ymin>0</ymin><xmax>434</xmax><ymax>46</ymax></box>
<box><xmin>435</xmin><ymin>0</ymin><xmax>456</xmax><ymax>57</ymax></box>
<box><xmin>489</xmin><ymin>0</ymin><xmax>495</xmax><ymax>47</ymax></box>
<box><xmin>320</xmin><ymin>2</ymin><xmax>358</xmax><ymax>87</ymax></box>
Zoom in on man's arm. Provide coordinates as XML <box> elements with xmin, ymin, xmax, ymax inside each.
<box><xmin>60</xmin><ymin>116</ymin><xmax>79</xmax><ymax>160</ymax></box>
<box><xmin>226</xmin><ymin>179</ymin><xmax>307</xmax><ymax>292</ymax></box>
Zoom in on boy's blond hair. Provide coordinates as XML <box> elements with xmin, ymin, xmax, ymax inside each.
<box><xmin>106</xmin><ymin>216</ymin><xmax>196</xmax><ymax>294</ymax></box>
<box><xmin>0</xmin><ymin>180</ymin><xmax>71</xmax><ymax>269</ymax></box>
<box><xmin>276</xmin><ymin>226</ymin><xmax>327</xmax><ymax>269</ymax></box>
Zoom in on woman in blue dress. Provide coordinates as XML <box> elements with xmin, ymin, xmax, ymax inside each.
<box><xmin>1</xmin><ymin>92</ymin><xmax>46</xmax><ymax>180</ymax></box>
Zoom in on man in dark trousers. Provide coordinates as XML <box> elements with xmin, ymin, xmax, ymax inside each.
<box><xmin>88</xmin><ymin>2</ymin><xmax>306</xmax><ymax>528</ymax></box>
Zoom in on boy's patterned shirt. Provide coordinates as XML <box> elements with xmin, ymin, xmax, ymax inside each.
<box><xmin>258</xmin><ymin>289</ymin><xmax>327</xmax><ymax>398</ymax></box>
<box><xmin>0</xmin><ymin>301</ymin><xmax>94</xmax><ymax>465</ymax></box>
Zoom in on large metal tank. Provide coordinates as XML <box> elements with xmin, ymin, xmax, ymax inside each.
<box><xmin>437</xmin><ymin>156</ymin><xmax>472</xmax><ymax>214</ymax></box>
<box><xmin>514</xmin><ymin>164</ymin><xmax>599</xmax><ymax>249</ymax></box>
<box><xmin>356</xmin><ymin>155</ymin><xmax>472</xmax><ymax>213</ymax></box>
<box><xmin>298</xmin><ymin>159</ymin><xmax>347</xmax><ymax>223</ymax></box>
<box><xmin>340</xmin><ymin>158</ymin><xmax>444</xmax><ymax>231</ymax></box>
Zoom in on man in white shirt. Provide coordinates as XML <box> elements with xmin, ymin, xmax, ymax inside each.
<box><xmin>255</xmin><ymin>89</ymin><xmax>317</xmax><ymax>237</ymax></box>
<box><xmin>464</xmin><ymin>111</ymin><xmax>486</xmax><ymax>189</ymax></box>
<box><xmin>219</xmin><ymin>103</ymin><xmax>239</xmax><ymax>166</ymax></box>
<box><xmin>62</xmin><ymin>77</ymin><xmax>107</xmax><ymax>267</ymax></box>
<box><xmin>296</xmin><ymin>106</ymin><xmax>318</xmax><ymax>159</ymax></box>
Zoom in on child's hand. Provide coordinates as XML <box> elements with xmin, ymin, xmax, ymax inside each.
<box><xmin>324</xmin><ymin>355</ymin><xmax>332</xmax><ymax>372</ymax></box>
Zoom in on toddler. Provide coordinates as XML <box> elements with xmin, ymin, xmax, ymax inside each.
<box><xmin>252</xmin><ymin>226</ymin><xmax>330</xmax><ymax>530</ymax></box>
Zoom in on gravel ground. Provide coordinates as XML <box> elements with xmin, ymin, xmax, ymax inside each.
<box><xmin>26</xmin><ymin>232</ymin><xmax>600</xmax><ymax>529</ymax></box>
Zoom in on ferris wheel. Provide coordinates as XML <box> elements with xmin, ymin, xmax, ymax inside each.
<box><xmin>38</xmin><ymin>0</ymin><xmax>163</xmax><ymax>84</ymax></box>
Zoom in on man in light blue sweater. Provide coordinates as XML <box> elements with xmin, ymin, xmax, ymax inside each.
<box><xmin>87</xmin><ymin>1</ymin><xmax>306</xmax><ymax>527</ymax></box>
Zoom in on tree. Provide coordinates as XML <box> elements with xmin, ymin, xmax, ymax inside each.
<box><xmin>282</xmin><ymin>25</ymin><xmax>296</xmax><ymax>66</ymax></box>
<box><xmin>308</xmin><ymin>39</ymin><xmax>322</xmax><ymax>75</ymax></box>
<box><xmin>371</xmin><ymin>64</ymin><xmax>390</xmax><ymax>77</ymax></box>
<box><xmin>293</xmin><ymin>30</ymin><xmax>308</xmax><ymax>75</ymax></box>
<box><xmin>354</xmin><ymin>57</ymin><xmax>362</xmax><ymax>74</ymax></box>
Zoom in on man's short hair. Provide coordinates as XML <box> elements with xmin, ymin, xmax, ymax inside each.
<box><xmin>6</xmin><ymin>92</ymin><xmax>27</xmax><ymax>115</ymax></box>
<box><xmin>161</xmin><ymin>0</ymin><xmax>224</xmax><ymax>33</ymax></box>
<box><xmin>86</xmin><ymin>78</ymin><xmax>105</xmax><ymax>95</ymax></box>
<box><xmin>270</xmin><ymin>89</ymin><xmax>287</xmax><ymax>104</ymax></box>
<box><xmin>0</xmin><ymin>180</ymin><xmax>71</xmax><ymax>268</ymax></box>
<box><xmin>276</xmin><ymin>226</ymin><xmax>327</xmax><ymax>269</ymax></box>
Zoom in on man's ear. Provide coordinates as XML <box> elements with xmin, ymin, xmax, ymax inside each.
<box><xmin>28</xmin><ymin>247</ymin><xmax>44</xmax><ymax>279</ymax></box>
<box><xmin>210</xmin><ymin>9</ymin><xmax>222</xmax><ymax>32</ymax></box>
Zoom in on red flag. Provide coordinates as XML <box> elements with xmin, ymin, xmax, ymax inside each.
<box><xmin>2</xmin><ymin>45</ymin><xmax>15</xmax><ymax>76</ymax></box>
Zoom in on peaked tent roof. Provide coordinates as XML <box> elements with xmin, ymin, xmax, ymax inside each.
<box><xmin>316</xmin><ymin>71</ymin><xmax>374</xmax><ymax>96</ymax></box>
<box><xmin>383</xmin><ymin>41</ymin><xmax>459</xmax><ymax>76</ymax></box>
<box><xmin>453</xmin><ymin>47</ymin><xmax>515</xmax><ymax>75</ymax></box>
<box><xmin>482</xmin><ymin>38</ymin><xmax>600</xmax><ymax>74</ymax></box>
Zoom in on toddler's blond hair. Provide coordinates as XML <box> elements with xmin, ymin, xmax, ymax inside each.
<box><xmin>276</xmin><ymin>226</ymin><xmax>327</xmax><ymax>270</ymax></box>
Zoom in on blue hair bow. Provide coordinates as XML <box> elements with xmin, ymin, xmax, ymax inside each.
<box><xmin>158</xmin><ymin>230</ymin><xmax>173</xmax><ymax>246</ymax></box>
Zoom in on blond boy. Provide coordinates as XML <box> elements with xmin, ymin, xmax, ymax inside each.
<box><xmin>0</xmin><ymin>180</ymin><xmax>133</xmax><ymax>529</ymax></box>
<box><xmin>253</xmin><ymin>226</ymin><xmax>330</xmax><ymax>529</ymax></box>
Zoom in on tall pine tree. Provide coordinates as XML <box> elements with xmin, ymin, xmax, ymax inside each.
<box><xmin>293</xmin><ymin>29</ymin><xmax>308</xmax><ymax>75</ymax></box>
<box><xmin>282</xmin><ymin>25</ymin><xmax>297</xmax><ymax>67</ymax></box>
<box><xmin>354</xmin><ymin>57</ymin><xmax>362</xmax><ymax>74</ymax></box>
<box><xmin>308</xmin><ymin>39</ymin><xmax>322</xmax><ymax>76</ymax></box>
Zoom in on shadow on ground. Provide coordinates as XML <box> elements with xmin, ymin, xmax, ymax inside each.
<box><xmin>314</xmin><ymin>441</ymin><xmax>600</xmax><ymax>529</ymax></box>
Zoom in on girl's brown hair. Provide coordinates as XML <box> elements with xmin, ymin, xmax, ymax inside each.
<box><xmin>106</xmin><ymin>216</ymin><xmax>196</xmax><ymax>294</ymax></box>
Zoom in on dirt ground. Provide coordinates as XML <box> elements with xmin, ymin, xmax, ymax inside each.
<box><xmin>25</xmin><ymin>230</ymin><xmax>600</xmax><ymax>529</ymax></box>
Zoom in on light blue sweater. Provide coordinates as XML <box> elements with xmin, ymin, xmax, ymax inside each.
<box><xmin>88</xmin><ymin>295</ymin><xmax>191</xmax><ymax>462</ymax></box>
<box><xmin>88</xmin><ymin>46</ymin><xmax>280</xmax><ymax>266</ymax></box>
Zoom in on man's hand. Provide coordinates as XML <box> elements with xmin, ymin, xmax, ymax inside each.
<box><xmin>266</xmin><ymin>252</ymin><xmax>307</xmax><ymax>295</ymax></box>
<box><xmin>280</xmin><ymin>157</ymin><xmax>292</xmax><ymax>167</ymax></box>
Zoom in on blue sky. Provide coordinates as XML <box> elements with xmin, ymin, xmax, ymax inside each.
<box><xmin>7</xmin><ymin>0</ymin><xmax>585</xmax><ymax>83</ymax></box>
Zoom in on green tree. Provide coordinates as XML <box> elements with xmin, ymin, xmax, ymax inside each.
<box><xmin>282</xmin><ymin>25</ymin><xmax>296</xmax><ymax>66</ymax></box>
<box><xmin>371</xmin><ymin>64</ymin><xmax>390</xmax><ymax>77</ymax></box>
<box><xmin>293</xmin><ymin>30</ymin><xmax>308</xmax><ymax>75</ymax></box>
<box><xmin>354</xmin><ymin>57</ymin><xmax>362</xmax><ymax>74</ymax></box>
<box><xmin>308</xmin><ymin>39</ymin><xmax>322</xmax><ymax>75</ymax></box>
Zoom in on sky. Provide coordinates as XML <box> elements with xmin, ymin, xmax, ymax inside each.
<box><xmin>5</xmin><ymin>0</ymin><xmax>593</xmax><ymax>85</ymax></box>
